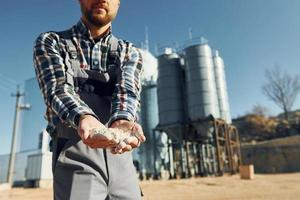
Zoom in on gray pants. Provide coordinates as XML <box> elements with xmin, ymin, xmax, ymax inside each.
<box><xmin>52</xmin><ymin>126</ymin><xmax>141</xmax><ymax>200</ymax></box>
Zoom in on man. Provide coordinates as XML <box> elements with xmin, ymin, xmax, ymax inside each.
<box><xmin>33</xmin><ymin>0</ymin><xmax>145</xmax><ymax>199</ymax></box>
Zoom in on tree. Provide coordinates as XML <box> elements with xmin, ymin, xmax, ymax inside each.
<box><xmin>262</xmin><ymin>66</ymin><xmax>300</xmax><ymax>121</ymax></box>
<box><xmin>251</xmin><ymin>104</ymin><xmax>270</xmax><ymax>117</ymax></box>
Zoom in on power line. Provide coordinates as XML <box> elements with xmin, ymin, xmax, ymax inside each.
<box><xmin>0</xmin><ymin>73</ymin><xmax>18</xmax><ymax>85</ymax></box>
<box><xmin>0</xmin><ymin>74</ymin><xmax>18</xmax><ymax>95</ymax></box>
<box><xmin>0</xmin><ymin>84</ymin><xmax>12</xmax><ymax>93</ymax></box>
<box><xmin>0</xmin><ymin>77</ymin><xmax>17</xmax><ymax>90</ymax></box>
<box><xmin>0</xmin><ymin>81</ymin><xmax>15</xmax><ymax>90</ymax></box>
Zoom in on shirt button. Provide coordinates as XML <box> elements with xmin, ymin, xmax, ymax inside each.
<box><xmin>93</xmin><ymin>60</ymin><xmax>99</xmax><ymax>66</ymax></box>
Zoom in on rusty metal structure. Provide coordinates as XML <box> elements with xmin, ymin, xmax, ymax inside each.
<box><xmin>155</xmin><ymin>117</ymin><xmax>242</xmax><ymax>179</ymax></box>
<box><xmin>213</xmin><ymin>119</ymin><xmax>242</xmax><ymax>175</ymax></box>
<box><xmin>185</xmin><ymin>117</ymin><xmax>241</xmax><ymax>177</ymax></box>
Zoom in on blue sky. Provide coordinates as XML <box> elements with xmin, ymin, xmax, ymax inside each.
<box><xmin>0</xmin><ymin>0</ymin><xmax>300</xmax><ymax>154</ymax></box>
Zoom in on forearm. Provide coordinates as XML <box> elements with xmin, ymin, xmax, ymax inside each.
<box><xmin>33</xmin><ymin>32</ymin><xmax>96</xmax><ymax>128</ymax></box>
<box><xmin>109</xmin><ymin>91</ymin><xmax>140</xmax><ymax>123</ymax></box>
<box><xmin>108</xmin><ymin>44</ymin><xmax>142</xmax><ymax>125</ymax></box>
<box><xmin>49</xmin><ymin>85</ymin><xmax>96</xmax><ymax>127</ymax></box>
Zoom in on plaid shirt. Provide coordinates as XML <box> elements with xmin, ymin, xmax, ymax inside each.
<box><xmin>33</xmin><ymin>20</ymin><xmax>142</xmax><ymax>135</ymax></box>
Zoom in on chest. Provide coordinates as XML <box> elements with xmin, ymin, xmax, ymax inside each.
<box><xmin>73</xmin><ymin>39</ymin><xmax>112</xmax><ymax>72</ymax></box>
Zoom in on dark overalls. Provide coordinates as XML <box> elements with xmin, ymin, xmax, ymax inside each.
<box><xmin>51</xmin><ymin>30</ymin><xmax>141</xmax><ymax>200</ymax></box>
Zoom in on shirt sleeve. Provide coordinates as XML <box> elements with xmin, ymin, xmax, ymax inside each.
<box><xmin>108</xmin><ymin>43</ymin><xmax>143</xmax><ymax>126</ymax></box>
<box><xmin>33</xmin><ymin>32</ymin><xmax>97</xmax><ymax>129</ymax></box>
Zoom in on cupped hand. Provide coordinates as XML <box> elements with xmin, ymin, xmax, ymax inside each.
<box><xmin>109</xmin><ymin>120</ymin><xmax>146</xmax><ymax>154</ymax></box>
<box><xmin>77</xmin><ymin>115</ymin><xmax>117</xmax><ymax>148</ymax></box>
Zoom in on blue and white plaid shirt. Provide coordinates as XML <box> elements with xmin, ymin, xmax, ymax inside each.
<box><xmin>33</xmin><ymin>20</ymin><xmax>142</xmax><ymax>135</ymax></box>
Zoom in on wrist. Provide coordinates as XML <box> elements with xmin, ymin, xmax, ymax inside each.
<box><xmin>80</xmin><ymin>114</ymin><xmax>91</xmax><ymax>121</ymax></box>
<box><xmin>110</xmin><ymin>119</ymin><xmax>131</xmax><ymax>128</ymax></box>
<box><xmin>75</xmin><ymin>113</ymin><xmax>94</xmax><ymax>127</ymax></box>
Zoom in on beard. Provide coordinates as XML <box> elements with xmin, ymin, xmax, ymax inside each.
<box><xmin>82</xmin><ymin>6</ymin><xmax>116</xmax><ymax>27</ymax></box>
<box><xmin>86</xmin><ymin>11</ymin><xmax>112</xmax><ymax>27</ymax></box>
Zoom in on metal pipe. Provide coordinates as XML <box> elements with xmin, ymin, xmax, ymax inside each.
<box><xmin>197</xmin><ymin>143</ymin><xmax>203</xmax><ymax>176</ymax></box>
<box><xmin>168</xmin><ymin>139</ymin><xmax>175</xmax><ymax>179</ymax></box>
<box><xmin>180</xmin><ymin>144</ymin><xmax>185</xmax><ymax>178</ymax></box>
<box><xmin>152</xmin><ymin>129</ymin><xmax>158</xmax><ymax>179</ymax></box>
<box><xmin>184</xmin><ymin>140</ymin><xmax>191</xmax><ymax>177</ymax></box>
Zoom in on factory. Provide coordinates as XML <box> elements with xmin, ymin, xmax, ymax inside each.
<box><xmin>0</xmin><ymin>38</ymin><xmax>241</xmax><ymax>187</ymax></box>
<box><xmin>137</xmin><ymin>39</ymin><xmax>241</xmax><ymax>179</ymax></box>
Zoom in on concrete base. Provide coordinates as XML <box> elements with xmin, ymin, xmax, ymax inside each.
<box><xmin>37</xmin><ymin>179</ymin><xmax>53</xmax><ymax>188</ymax></box>
<box><xmin>239</xmin><ymin>165</ymin><xmax>254</xmax><ymax>180</ymax></box>
<box><xmin>160</xmin><ymin>170</ymin><xmax>170</xmax><ymax>180</ymax></box>
<box><xmin>0</xmin><ymin>183</ymin><xmax>10</xmax><ymax>191</ymax></box>
<box><xmin>24</xmin><ymin>179</ymin><xmax>53</xmax><ymax>188</ymax></box>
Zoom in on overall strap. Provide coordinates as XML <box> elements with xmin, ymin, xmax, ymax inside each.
<box><xmin>110</xmin><ymin>35</ymin><xmax>119</xmax><ymax>52</ymax></box>
<box><xmin>107</xmin><ymin>35</ymin><xmax>120</xmax><ymax>68</ymax></box>
<box><xmin>57</xmin><ymin>28</ymin><xmax>80</xmax><ymax>86</ymax></box>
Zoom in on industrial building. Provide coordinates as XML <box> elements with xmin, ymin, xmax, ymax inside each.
<box><xmin>138</xmin><ymin>39</ymin><xmax>241</xmax><ymax>179</ymax></box>
<box><xmin>0</xmin><ymin>38</ymin><xmax>241</xmax><ymax>187</ymax></box>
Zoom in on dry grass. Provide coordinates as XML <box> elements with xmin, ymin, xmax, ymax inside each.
<box><xmin>1</xmin><ymin>173</ymin><xmax>300</xmax><ymax>200</ymax></box>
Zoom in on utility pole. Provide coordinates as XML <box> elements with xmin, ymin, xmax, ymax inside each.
<box><xmin>7</xmin><ymin>85</ymin><xmax>30</xmax><ymax>186</ymax></box>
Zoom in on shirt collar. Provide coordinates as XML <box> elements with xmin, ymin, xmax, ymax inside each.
<box><xmin>76</xmin><ymin>19</ymin><xmax>112</xmax><ymax>44</ymax></box>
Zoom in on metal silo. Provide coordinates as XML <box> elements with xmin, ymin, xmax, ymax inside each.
<box><xmin>184</xmin><ymin>44</ymin><xmax>220</xmax><ymax>121</ymax></box>
<box><xmin>139</xmin><ymin>49</ymin><xmax>158</xmax><ymax>82</ymax></box>
<box><xmin>157</xmin><ymin>50</ymin><xmax>185</xmax><ymax>125</ymax></box>
<box><xmin>139</xmin><ymin>80</ymin><xmax>159</xmax><ymax>175</ymax></box>
<box><xmin>157</xmin><ymin>49</ymin><xmax>186</xmax><ymax>141</ymax></box>
<box><xmin>213</xmin><ymin>51</ymin><xmax>232</xmax><ymax>123</ymax></box>
<box><xmin>141</xmin><ymin>81</ymin><xmax>159</xmax><ymax>139</ymax></box>
<box><xmin>157</xmin><ymin>49</ymin><xmax>189</xmax><ymax>178</ymax></box>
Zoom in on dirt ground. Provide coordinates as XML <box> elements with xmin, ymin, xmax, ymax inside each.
<box><xmin>1</xmin><ymin>173</ymin><xmax>300</xmax><ymax>200</ymax></box>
